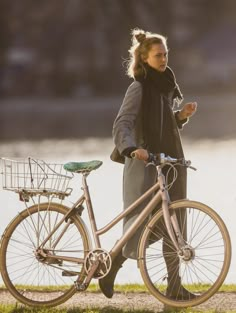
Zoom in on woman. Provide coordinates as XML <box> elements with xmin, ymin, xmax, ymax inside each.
<box><xmin>99</xmin><ymin>28</ymin><xmax>197</xmax><ymax>299</ymax></box>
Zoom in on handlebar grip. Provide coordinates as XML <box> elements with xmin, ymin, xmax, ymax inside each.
<box><xmin>131</xmin><ymin>151</ymin><xmax>156</xmax><ymax>162</ymax></box>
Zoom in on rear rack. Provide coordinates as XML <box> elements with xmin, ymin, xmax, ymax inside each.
<box><xmin>0</xmin><ymin>157</ymin><xmax>73</xmax><ymax>200</ymax></box>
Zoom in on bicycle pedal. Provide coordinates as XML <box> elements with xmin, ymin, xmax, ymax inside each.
<box><xmin>62</xmin><ymin>270</ymin><xmax>80</xmax><ymax>277</ymax></box>
<box><xmin>74</xmin><ymin>281</ymin><xmax>88</xmax><ymax>291</ymax></box>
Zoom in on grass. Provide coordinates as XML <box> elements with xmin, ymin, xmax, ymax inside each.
<box><xmin>87</xmin><ymin>283</ymin><xmax>236</xmax><ymax>293</ymax></box>
<box><xmin>2</xmin><ymin>283</ymin><xmax>234</xmax><ymax>293</ymax></box>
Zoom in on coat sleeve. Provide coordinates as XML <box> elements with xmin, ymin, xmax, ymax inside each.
<box><xmin>174</xmin><ymin>111</ymin><xmax>188</xmax><ymax>129</ymax></box>
<box><xmin>113</xmin><ymin>81</ymin><xmax>142</xmax><ymax>156</ymax></box>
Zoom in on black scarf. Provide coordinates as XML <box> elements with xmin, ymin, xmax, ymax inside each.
<box><xmin>135</xmin><ymin>65</ymin><xmax>183</xmax><ymax>154</ymax></box>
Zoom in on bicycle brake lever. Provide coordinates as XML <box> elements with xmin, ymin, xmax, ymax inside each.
<box><xmin>183</xmin><ymin>160</ymin><xmax>197</xmax><ymax>171</ymax></box>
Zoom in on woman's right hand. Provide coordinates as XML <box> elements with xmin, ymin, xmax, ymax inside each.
<box><xmin>131</xmin><ymin>148</ymin><xmax>149</xmax><ymax>161</ymax></box>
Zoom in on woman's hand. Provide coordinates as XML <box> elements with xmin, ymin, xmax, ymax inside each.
<box><xmin>178</xmin><ymin>102</ymin><xmax>197</xmax><ymax>120</ymax></box>
<box><xmin>131</xmin><ymin>148</ymin><xmax>149</xmax><ymax>161</ymax></box>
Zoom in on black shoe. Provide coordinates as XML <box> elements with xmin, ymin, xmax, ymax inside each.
<box><xmin>166</xmin><ymin>276</ymin><xmax>196</xmax><ymax>301</ymax></box>
<box><xmin>98</xmin><ymin>269</ymin><xmax>116</xmax><ymax>298</ymax></box>
<box><xmin>163</xmin><ymin>285</ymin><xmax>196</xmax><ymax>312</ymax></box>
<box><xmin>167</xmin><ymin>283</ymin><xmax>196</xmax><ymax>300</ymax></box>
<box><xmin>99</xmin><ymin>252</ymin><xmax>126</xmax><ymax>298</ymax></box>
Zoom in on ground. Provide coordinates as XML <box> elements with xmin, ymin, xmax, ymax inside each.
<box><xmin>1</xmin><ymin>290</ymin><xmax>236</xmax><ymax>312</ymax></box>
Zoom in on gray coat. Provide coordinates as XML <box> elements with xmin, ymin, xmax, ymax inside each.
<box><xmin>112</xmin><ymin>81</ymin><xmax>187</xmax><ymax>259</ymax></box>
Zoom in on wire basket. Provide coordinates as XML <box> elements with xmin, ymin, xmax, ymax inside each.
<box><xmin>0</xmin><ymin>157</ymin><xmax>73</xmax><ymax>197</ymax></box>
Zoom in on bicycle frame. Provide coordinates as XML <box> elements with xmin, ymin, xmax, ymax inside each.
<box><xmin>38</xmin><ymin>164</ymin><xmax>185</xmax><ymax>265</ymax></box>
<box><xmin>1</xmin><ymin>155</ymin><xmax>231</xmax><ymax>308</ymax></box>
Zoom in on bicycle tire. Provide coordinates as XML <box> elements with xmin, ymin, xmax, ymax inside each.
<box><xmin>0</xmin><ymin>202</ymin><xmax>91</xmax><ymax>307</ymax></box>
<box><xmin>138</xmin><ymin>200</ymin><xmax>231</xmax><ymax>308</ymax></box>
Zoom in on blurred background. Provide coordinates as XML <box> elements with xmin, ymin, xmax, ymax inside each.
<box><xmin>0</xmin><ymin>0</ymin><xmax>235</xmax><ymax>285</ymax></box>
<box><xmin>0</xmin><ymin>0</ymin><xmax>236</xmax><ymax>140</ymax></box>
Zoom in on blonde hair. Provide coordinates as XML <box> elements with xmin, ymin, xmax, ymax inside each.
<box><xmin>126</xmin><ymin>28</ymin><xmax>167</xmax><ymax>78</ymax></box>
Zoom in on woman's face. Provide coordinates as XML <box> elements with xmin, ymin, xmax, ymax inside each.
<box><xmin>144</xmin><ymin>43</ymin><xmax>168</xmax><ymax>72</ymax></box>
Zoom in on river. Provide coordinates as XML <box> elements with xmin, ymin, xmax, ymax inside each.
<box><xmin>0</xmin><ymin>138</ymin><xmax>235</xmax><ymax>284</ymax></box>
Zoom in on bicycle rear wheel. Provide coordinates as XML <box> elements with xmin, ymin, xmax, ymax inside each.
<box><xmin>138</xmin><ymin>200</ymin><xmax>231</xmax><ymax>308</ymax></box>
<box><xmin>0</xmin><ymin>202</ymin><xmax>91</xmax><ymax>307</ymax></box>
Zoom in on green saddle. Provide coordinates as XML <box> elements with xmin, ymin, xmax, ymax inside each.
<box><xmin>64</xmin><ymin>160</ymin><xmax>103</xmax><ymax>173</ymax></box>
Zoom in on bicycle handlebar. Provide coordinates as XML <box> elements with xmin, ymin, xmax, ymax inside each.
<box><xmin>131</xmin><ymin>151</ymin><xmax>196</xmax><ymax>170</ymax></box>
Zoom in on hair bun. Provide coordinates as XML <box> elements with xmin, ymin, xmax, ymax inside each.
<box><xmin>135</xmin><ymin>33</ymin><xmax>146</xmax><ymax>44</ymax></box>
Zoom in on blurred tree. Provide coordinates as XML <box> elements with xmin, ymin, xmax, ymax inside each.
<box><xmin>1</xmin><ymin>0</ymin><xmax>236</xmax><ymax>97</ymax></box>
<box><xmin>0</xmin><ymin>1</ymin><xmax>11</xmax><ymax>96</ymax></box>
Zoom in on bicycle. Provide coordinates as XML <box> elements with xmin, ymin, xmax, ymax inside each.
<box><xmin>0</xmin><ymin>154</ymin><xmax>231</xmax><ymax>308</ymax></box>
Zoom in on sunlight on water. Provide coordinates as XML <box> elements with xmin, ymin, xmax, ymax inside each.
<box><xmin>0</xmin><ymin>138</ymin><xmax>235</xmax><ymax>284</ymax></box>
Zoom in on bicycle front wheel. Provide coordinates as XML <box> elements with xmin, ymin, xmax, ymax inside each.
<box><xmin>138</xmin><ymin>200</ymin><xmax>231</xmax><ymax>308</ymax></box>
<box><xmin>0</xmin><ymin>202</ymin><xmax>91</xmax><ymax>307</ymax></box>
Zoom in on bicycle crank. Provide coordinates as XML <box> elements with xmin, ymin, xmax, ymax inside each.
<box><xmin>84</xmin><ymin>248</ymin><xmax>112</xmax><ymax>279</ymax></box>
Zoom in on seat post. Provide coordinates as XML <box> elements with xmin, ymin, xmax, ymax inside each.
<box><xmin>82</xmin><ymin>172</ymin><xmax>101</xmax><ymax>248</ymax></box>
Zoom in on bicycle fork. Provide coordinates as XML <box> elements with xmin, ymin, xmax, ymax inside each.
<box><xmin>158</xmin><ymin>167</ymin><xmax>186</xmax><ymax>254</ymax></box>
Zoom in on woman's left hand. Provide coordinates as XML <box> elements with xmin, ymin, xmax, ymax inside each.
<box><xmin>179</xmin><ymin>102</ymin><xmax>197</xmax><ymax>120</ymax></box>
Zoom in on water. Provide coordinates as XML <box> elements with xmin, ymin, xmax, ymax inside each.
<box><xmin>0</xmin><ymin>138</ymin><xmax>235</xmax><ymax>284</ymax></box>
